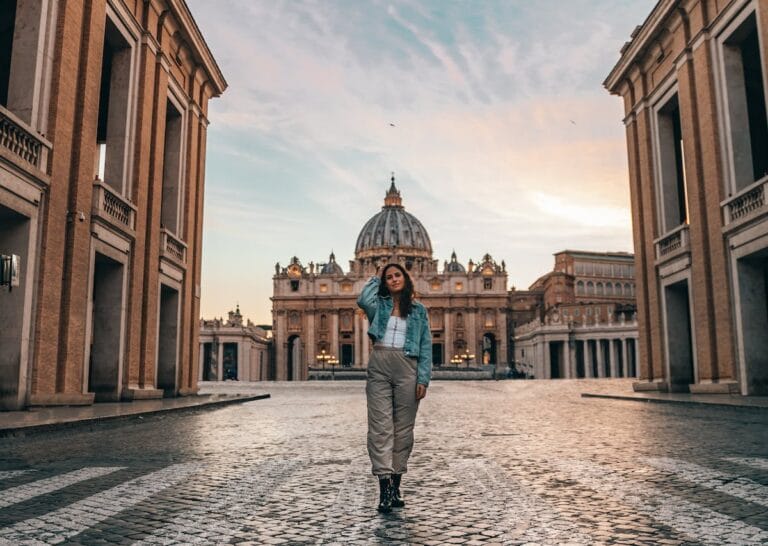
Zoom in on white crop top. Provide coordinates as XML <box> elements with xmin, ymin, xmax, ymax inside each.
<box><xmin>378</xmin><ymin>315</ymin><xmax>407</xmax><ymax>348</ymax></box>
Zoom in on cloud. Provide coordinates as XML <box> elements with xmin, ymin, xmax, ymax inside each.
<box><xmin>187</xmin><ymin>0</ymin><xmax>655</xmax><ymax>322</ymax></box>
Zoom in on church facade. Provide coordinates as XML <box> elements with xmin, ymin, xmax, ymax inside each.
<box><xmin>271</xmin><ymin>179</ymin><xmax>510</xmax><ymax>381</ymax></box>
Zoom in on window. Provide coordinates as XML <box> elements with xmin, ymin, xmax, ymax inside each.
<box><xmin>576</xmin><ymin>281</ymin><xmax>585</xmax><ymax>295</ymax></box>
<box><xmin>625</xmin><ymin>283</ymin><xmax>632</xmax><ymax>296</ymax></box>
<box><xmin>161</xmin><ymin>98</ymin><xmax>184</xmax><ymax>233</ymax></box>
<box><xmin>455</xmin><ymin>282</ymin><xmax>463</xmax><ymax>291</ymax></box>
<box><xmin>96</xmin><ymin>17</ymin><xmax>135</xmax><ymax>193</ymax></box>
<box><xmin>720</xmin><ymin>11</ymin><xmax>768</xmax><ymax>189</ymax></box>
<box><xmin>431</xmin><ymin>280</ymin><xmax>441</xmax><ymax>291</ymax></box>
<box><xmin>484</xmin><ymin>310</ymin><xmax>494</xmax><ymax>328</ymax></box>
<box><xmin>574</xmin><ymin>309</ymin><xmax>581</xmax><ymax>317</ymax></box>
<box><xmin>456</xmin><ymin>312</ymin><xmax>464</xmax><ymax>329</ymax></box>
<box><xmin>288</xmin><ymin>311</ymin><xmax>300</xmax><ymax>330</ymax></box>
<box><xmin>319</xmin><ymin>314</ymin><xmax>327</xmax><ymax>330</ymax></box>
<box><xmin>290</xmin><ymin>280</ymin><xmax>299</xmax><ymax>291</ymax></box>
<box><xmin>483</xmin><ymin>278</ymin><xmax>493</xmax><ymax>290</ymax></box>
<box><xmin>341</xmin><ymin>283</ymin><xmax>352</xmax><ymax>293</ymax></box>
<box><xmin>655</xmin><ymin>91</ymin><xmax>689</xmax><ymax>231</ymax></box>
<box><xmin>587</xmin><ymin>281</ymin><xmax>595</xmax><ymax>295</ymax></box>
<box><xmin>596</xmin><ymin>282</ymin><xmax>604</xmax><ymax>296</ymax></box>
<box><xmin>0</xmin><ymin>1</ymin><xmax>17</xmax><ymax>108</ymax></box>
<box><xmin>319</xmin><ymin>284</ymin><xmax>328</xmax><ymax>293</ymax></box>
<box><xmin>606</xmin><ymin>283</ymin><xmax>614</xmax><ymax>296</ymax></box>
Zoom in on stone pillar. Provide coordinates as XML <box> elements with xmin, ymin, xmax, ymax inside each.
<box><xmin>362</xmin><ymin>317</ymin><xmax>370</xmax><ymax>367</ymax></box>
<box><xmin>198</xmin><ymin>343</ymin><xmax>205</xmax><ymax>381</ymax></box>
<box><xmin>596</xmin><ymin>339</ymin><xmax>605</xmax><ymax>378</ymax></box>
<box><xmin>444</xmin><ymin>312</ymin><xmax>452</xmax><ymax>364</ymax></box>
<box><xmin>497</xmin><ymin>308</ymin><xmax>507</xmax><ymax>366</ymax></box>
<box><xmin>468</xmin><ymin>310</ymin><xmax>477</xmax><ymax>361</ymax></box>
<box><xmin>217</xmin><ymin>340</ymin><xmax>224</xmax><ymax>382</ymax></box>
<box><xmin>306</xmin><ymin>313</ymin><xmax>315</xmax><ymax>378</ymax></box>
<box><xmin>331</xmin><ymin>313</ymin><xmax>339</xmax><ymax>361</ymax></box>
<box><xmin>622</xmin><ymin>338</ymin><xmax>629</xmax><ymax>378</ymax></box>
<box><xmin>584</xmin><ymin>340</ymin><xmax>593</xmax><ymax>378</ymax></box>
<box><xmin>609</xmin><ymin>339</ymin><xmax>619</xmax><ymax>377</ymax></box>
<box><xmin>543</xmin><ymin>340</ymin><xmax>551</xmax><ymax>379</ymax></box>
<box><xmin>633</xmin><ymin>338</ymin><xmax>640</xmax><ymax>378</ymax></box>
<box><xmin>354</xmin><ymin>313</ymin><xmax>362</xmax><ymax>367</ymax></box>
<box><xmin>563</xmin><ymin>339</ymin><xmax>572</xmax><ymax>379</ymax></box>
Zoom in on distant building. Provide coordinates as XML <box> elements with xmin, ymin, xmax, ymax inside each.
<box><xmin>0</xmin><ymin>1</ymin><xmax>225</xmax><ymax>409</ymax></box>
<box><xmin>199</xmin><ymin>307</ymin><xmax>271</xmax><ymax>382</ymax></box>
<box><xmin>271</xmin><ymin>177</ymin><xmax>509</xmax><ymax>380</ymax></box>
<box><xmin>511</xmin><ymin>251</ymin><xmax>639</xmax><ymax>379</ymax></box>
<box><xmin>605</xmin><ymin>0</ymin><xmax>768</xmax><ymax>394</ymax></box>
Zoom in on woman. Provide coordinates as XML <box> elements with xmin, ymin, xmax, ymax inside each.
<box><xmin>356</xmin><ymin>263</ymin><xmax>432</xmax><ymax>513</ymax></box>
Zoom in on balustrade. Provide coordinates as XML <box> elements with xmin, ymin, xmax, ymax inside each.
<box><xmin>0</xmin><ymin>105</ymin><xmax>51</xmax><ymax>173</ymax></box>
<box><xmin>91</xmin><ymin>179</ymin><xmax>136</xmax><ymax>234</ymax></box>
<box><xmin>723</xmin><ymin>176</ymin><xmax>768</xmax><ymax>226</ymax></box>
<box><xmin>161</xmin><ymin>228</ymin><xmax>187</xmax><ymax>264</ymax></box>
<box><xmin>654</xmin><ymin>224</ymin><xmax>689</xmax><ymax>261</ymax></box>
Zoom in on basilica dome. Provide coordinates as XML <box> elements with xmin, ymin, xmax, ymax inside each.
<box><xmin>354</xmin><ymin>177</ymin><xmax>433</xmax><ymax>262</ymax></box>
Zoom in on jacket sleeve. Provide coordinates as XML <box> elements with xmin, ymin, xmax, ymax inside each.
<box><xmin>356</xmin><ymin>276</ymin><xmax>380</xmax><ymax>322</ymax></box>
<box><xmin>417</xmin><ymin>308</ymin><xmax>433</xmax><ymax>386</ymax></box>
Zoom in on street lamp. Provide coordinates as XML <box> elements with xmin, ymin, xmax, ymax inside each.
<box><xmin>329</xmin><ymin>357</ymin><xmax>339</xmax><ymax>380</ymax></box>
<box><xmin>316</xmin><ymin>349</ymin><xmax>332</xmax><ymax>371</ymax></box>
<box><xmin>451</xmin><ymin>349</ymin><xmax>475</xmax><ymax>368</ymax></box>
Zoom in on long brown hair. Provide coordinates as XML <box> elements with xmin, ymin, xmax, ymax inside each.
<box><xmin>378</xmin><ymin>263</ymin><xmax>414</xmax><ymax>318</ymax></box>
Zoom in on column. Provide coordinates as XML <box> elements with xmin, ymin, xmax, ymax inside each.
<box><xmin>609</xmin><ymin>339</ymin><xmax>619</xmax><ymax>377</ymax></box>
<box><xmin>354</xmin><ymin>313</ymin><xmax>362</xmax><ymax>367</ymax></box>
<box><xmin>497</xmin><ymin>308</ymin><xmax>507</xmax><ymax>367</ymax></box>
<box><xmin>238</xmin><ymin>342</ymin><xmax>246</xmax><ymax>381</ymax></box>
<box><xmin>217</xmin><ymin>339</ymin><xmax>224</xmax><ymax>382</ymax></box>
<box><xmin>306</xmin><ymin>313</ymin><xmax>315</xmax><ymax>377</ymax></box>
<box><xmin>543</xmin><ymin>340</ymin><xmax>551</xmax><ymax>379</ymax></box>
<box><xmin>563</xmin><ymin>340</ymin><xmax>572</xmax><ymax>379</ymax></box>
<box><xmin>621</xmin><ymin>338</ymin><xmax>629</xmax><ymax>378</ymax></box>
<box><xmin>198</xmin><ymin>342</ymin><xmax>205</xmax><ymax>381</ymax></box>
<box><xmin>596</xmin><ymin>339</ymin><xmax>605</xmax><ymax>378</ymax></box>
<box><xmin>362</xmin><ymin>317</ymin><xmax>370</xmax><ymax>367</ymax></box>
<box><xmin>444</xmin><ymin>312</ymin><xmax>452</xmax><ymax>364</ymax></box>
<box><xmin>468</xmin><ymin>309</ymin><xmax>477</xmax><ymax>360</ymax></box>
<box><xmin>583</xmin><ymin>340</ymin><xmax>593</xmax><ymax>378</ymax></box>
<box><xmin>331</xmin><ymin>313</ymin><xmax>339</xmax><ymax>360</ymax></box>
<box><xmin>633</xmin><ymin>338</ymin><xmax>639</xmax><ymax>377</ymax></box>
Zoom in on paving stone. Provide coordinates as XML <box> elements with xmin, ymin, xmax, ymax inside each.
<box><xmin>0</xmin><ymin>381</ymin><xmax>766</xmax><ymax>544</ymax></box>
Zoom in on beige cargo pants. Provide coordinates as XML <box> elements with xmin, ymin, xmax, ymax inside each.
<box><xmin>366</xmin><ymin>347</ymin><xmax>420</xmax><ymax>478</ymax></box>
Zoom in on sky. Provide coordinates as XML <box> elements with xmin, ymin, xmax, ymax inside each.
<box><xmin>187</xmin><ymin>0</ymin><xmax>657</xmax><ymax>325</ymax></box>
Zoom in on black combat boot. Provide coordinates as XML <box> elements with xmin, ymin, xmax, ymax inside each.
<box><xmin>391</xmin><ymin>473</ymin><xmax>405</xmax><ymax>508</ymax></box>
<box><xmin>377</xmin><ymin>477</ymin><xmax>393</xmax><ymax>513</ymax></box>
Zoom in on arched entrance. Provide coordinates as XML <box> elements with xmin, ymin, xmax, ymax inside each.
<box><xmin>287</xmin><ymin>335</ymin><xmax>301</xmax><ymax>381</ymax></box>
<box><xmin>482</xmin><ymin>333</ymin><xmax>496</xmax><ymax>365</ymax></box>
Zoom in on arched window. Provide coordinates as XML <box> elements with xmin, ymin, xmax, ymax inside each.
<box><xmin>456</xmin><ymin>312</ymin><xmax>464</xmax><ymax>329</ymax></box>
<box><xmin>606</xmin><ymin>283</ymin><xmax>614</xmax><ymax>296</ymax></box>
<box><xmin>587</xmin><ymin>281</ymin><xmax>595</xmax><ymax>295</ymax></box>
<box><xmin>624</xmin><ymin>283</ymin><xmax>631</xmax><ymax>296</ymax></box>
<box><xmin>320</xmin><ymin>314</ymin><xmax>327</xmax><ymax>330</ymax></box>
<box><xmin>596</xmin><ymin>282</ymin><xmax>604</xmax><ymax>295</ymax></box>
<box><xmin>576</xmin><ymin>281</ymin><xmax>585</xmax><ymax>295</ymax></box>
<box><xmin>616</xmin><ymin>283</ymin><xmax>623</xmax><ymax>296</ymax></box>
<box><xmin>289</xmin><ymin>311</ymin><xmax>301</xmax><ymax>330</ymax></box>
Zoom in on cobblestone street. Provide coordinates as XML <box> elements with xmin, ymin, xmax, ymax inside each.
<box><xmin>1</xmin><ymin>380</ymin><xmax>767</xmax><ymax>545</ymax></box>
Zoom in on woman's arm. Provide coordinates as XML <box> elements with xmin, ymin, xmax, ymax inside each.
<box><xmin>417</xmin><ymin>309</ymin><xmax>433</xmax><ymax>387</ymax></box>
<box><xmin>356</xmin><ymin>276</ymin><xmax>380</xmax><ymax>321</ymax></box>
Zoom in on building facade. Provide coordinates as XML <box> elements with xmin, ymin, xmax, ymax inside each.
<box><xmin>199</xmin><ymin>307</ymin><xmax>271</xmax><ymax>382</ymax></box>
<box><xmin>511</xmin><ymin>251</ymin><xmax>639</xmax><ymax>379</ymax></box>
<box><xmin>0</xmin><ymin>0</ymin><xmax>225</xmax><ymax>409</ymax></box>
<box><xmin>271</xmin><ymin>179</ymin><xmax>509</xmax><ymax>380</ymax></box>
<box><xmin>605</xmin><ymin>0</ymin><xmax>768</xmax><ymax>394</ymax></box>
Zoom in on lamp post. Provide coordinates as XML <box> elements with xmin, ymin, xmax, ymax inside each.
<box><xmin>316</xmin><ymin>349</ymin><xmax>332</xmax><ymax>373</ymax></box>
<box><xmin>329</xmin><ymin>357</ymin><xmax>339</xmax><ymax>380</ymax></box>
<box><xmin>451</xmin><ymin>349</ymin><xmax>475</xmax><ymax>368</ymax></box>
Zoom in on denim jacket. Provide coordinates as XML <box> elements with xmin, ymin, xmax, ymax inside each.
<box><xmin>356</xmin><ymin>276</ymin><xmax>433</xmax><ymax>386</ymax></box>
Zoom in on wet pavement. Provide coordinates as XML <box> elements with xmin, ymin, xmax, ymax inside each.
<box><xmin>0</xmin><ymin>379</ymin><xmax>767</xmax><ymax>545</ymax></box>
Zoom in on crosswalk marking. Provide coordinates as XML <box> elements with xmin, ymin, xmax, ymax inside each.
<box><xmin>0</xmin><ymin>463</ymin><xmax>200</xmax><ymax>545</ymax></box>
<box><xmin>451</xmin><ymin>459</ymin><xmax>594</xmax><ymax>545</ymax></box>
<box><xmin>0</xmin><ymin>467</ymin><xmax>123</xmax><ymax>509</ymax></box>
<box><xmin>551</xmin><ymin>458</ymin><xmax>768</xmax><ymax>546</ymax></box>
<box><xmin>647</xmin><ymin>457</ymin><xmax>768</xmax><ymax>508</ymax></box>
<box><xmin>724</xmin><ymin>457</ymin><xmax>768</xmax><ymax>471</ymax></box>
<box><xmin>0</xmin><ymin>470</ymin><xmax>35</xmax><ymax>481</ymax></box>
<box><xmin>134</xmin><ymin>459</ymin><xmax>302</xmax><ymax>545</ymax></box>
